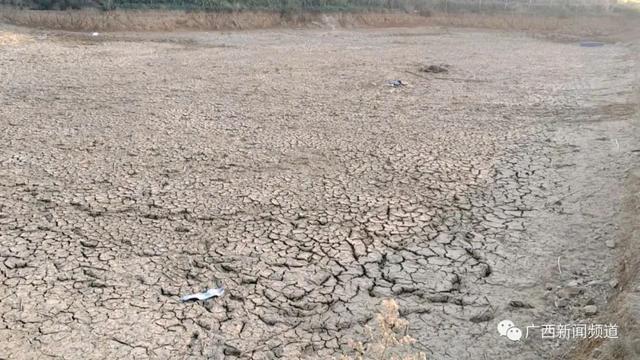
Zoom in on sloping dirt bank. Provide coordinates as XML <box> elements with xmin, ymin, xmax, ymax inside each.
<box><xmin>568</xmin><ymin>40</ymin><xmax>640</xmax><ymax>360</ymax></box>
<box><xmin>1</xmin><ymin>6</ymin><xmax>639</xmax><ymax>39</ymax></box>
<box><xmin>568</xmin><ymin>163</ymin><xmax>640</xmax><ymax>360</ymax></box>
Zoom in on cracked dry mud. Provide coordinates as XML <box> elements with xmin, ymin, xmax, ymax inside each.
<box><xmin>1</xmin><ymin>27</ymin><xmax>638</xmax><ymax>359</ymax></box>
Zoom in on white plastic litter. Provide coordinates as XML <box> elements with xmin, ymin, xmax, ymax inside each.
<box><xmin>388</xmin><ymin>80</ymin><xmax>406</xmax><ymax>87</ymax></box>
<box><xmin>180</xmin><ymin>287</ymin><xmax>224</xmax><ymax>302</ymax></box>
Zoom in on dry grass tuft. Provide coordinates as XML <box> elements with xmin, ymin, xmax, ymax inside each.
<box><xmin>340</xmin><ymin>299</ymin><xmax>427</xmax><ymax>360</ymax></box>
<box><xmin>0</xmin><ymin>8</ymin><xmax>433</xmax><ymax>32</ymax></box>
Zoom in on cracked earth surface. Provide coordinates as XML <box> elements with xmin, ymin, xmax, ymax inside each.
<box><xmin>1</xmin><ymin>26</ymin><xmax>638</xmax><ymax>359</ymax></box>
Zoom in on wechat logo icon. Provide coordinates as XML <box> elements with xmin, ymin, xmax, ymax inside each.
<box><xmin>498</xmin><ymin>320</ymin><xmax>522</xmax><ymax>341</ymax></box>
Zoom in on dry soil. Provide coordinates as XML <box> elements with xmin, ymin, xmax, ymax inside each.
<box><xmin>0</xmin><ymin>25</ymin><xmax>638</xmax><ymax>359</ymax></box>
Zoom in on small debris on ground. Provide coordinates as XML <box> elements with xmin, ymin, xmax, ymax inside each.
<box><xmin>161</xmin><ymin>287</ymin><xmax>179</xmax><ymax>296</ymax></box>
<box><xmin>609</xmin><ymin>279</ymin><xmax>619</xmax><ymax>288</ymax></box>
<box><xmin>223</xmin><ymin>344</ymin><xmax>242</xmax><ymax>356</ymax></box>
<box><xmin>387</xmin><ymin>79</ymin><xmax>406</xmax><ymax>87</ymax></box>
<box><xmin>420</xmin><ymin>64</ymin><xmax>450</xmax><ymax>73</ymax></box>
<box><xmin>469</xmin><ymin>309</ymin><xmax>494</xmax><ymax>323</ymax></box>
<box><xmin>583</xmin><ymin>305</ymin><xmax>598</xmax><ymax>316</ymax></box>
<box><xmin>180</xmin><ymin>287</ymin><xmax>224</xmax><ymax>302</ymax></box>
<box><xmin>567</xmin><ymin>279</ymin><xmax>581</xmax><ymax>287</ymax></box>
<box><xmin>509</xmin><ymin>300</ymin><xmax>534</xmax><ymax>309</ymax></box>
<box><xmin>580</xmin><ymin>41</ymin><xmax>604</xmax><ymax>48</ymax></box>
<box><xmin>558</xmin><ymin>286</ymin><xmax>583</xmax><ymax>298</ymax></box>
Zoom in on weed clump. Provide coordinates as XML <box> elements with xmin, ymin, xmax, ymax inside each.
<box><xmin>340</xmin><ymin>299</ymin><xmax>427</xmax><ymax>360</ymax></box>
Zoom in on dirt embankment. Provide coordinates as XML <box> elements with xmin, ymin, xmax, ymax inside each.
<box><xmin>571</xmin><ymin>44</ymin><xmax>640</xmax><ymax>360</ymax></box>
<box><xmin>570</xmin><ymin>168</ymin><xmax>640</xmax><ymax>360</ymax></box>
<box><xmin>1</xmin><ymin>6</ymin><xmax>639</xmax><ymax>40</ymax></box>
<box><xmin>611</xmin><ymin>167</ymin><xmax>640</xmax><ymax>357</ymax></box>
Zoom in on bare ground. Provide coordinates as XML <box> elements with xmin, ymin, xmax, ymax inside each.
<box><xmin>0</xmin><ymin>24</ymin><xmax>638</xmax><ymax>359</ymax></box>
